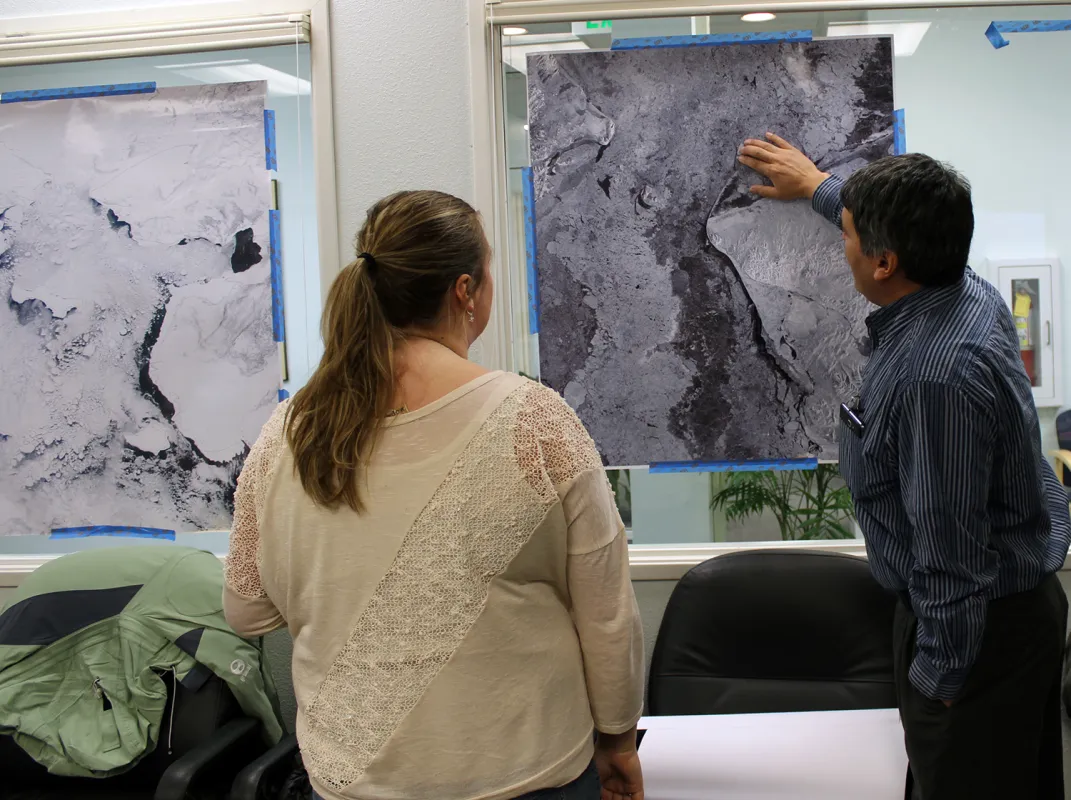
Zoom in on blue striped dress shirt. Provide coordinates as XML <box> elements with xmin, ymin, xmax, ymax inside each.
<box><xmin>813</xmin><ymin>175</ymin><xmax>1071</xmax><ymax>700</ymax></box>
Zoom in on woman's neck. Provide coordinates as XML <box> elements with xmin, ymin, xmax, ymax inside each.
<box><xmin>402</xmin><ymin>328</ymin><xmax>469</xmax><ymax>359</ymax></box>
<box><xmin>391</xmin><ymin>334</ymin><xmax>488</xmax><ymax>414</ymax></box>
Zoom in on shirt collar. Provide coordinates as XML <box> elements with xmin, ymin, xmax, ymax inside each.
<box><xmin>865</xmin><ymin>268</ymin><xmax>971</xmax><ymax>349</ymax></box>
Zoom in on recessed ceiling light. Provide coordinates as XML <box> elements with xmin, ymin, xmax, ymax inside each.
<box><xmin>741</xmin><ymin>12</ymin><xmax>776</xmax><ymax>22</ymax></box>
<box><xmin>502</xmin><ymin>26</ymin><xmax>529</xmax><ymax>36</ymax></box>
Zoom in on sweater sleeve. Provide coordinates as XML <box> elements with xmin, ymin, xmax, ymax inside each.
<box><xmin>536</xmin><ymin>385</ymin><xmax>644</xmax><ymax>733</ymax></box>
<box><xmin>223</xmin><ymin>402</ymin><xmax>288</xmax><ymax>638</ymax></box>
<box><xmin>513</xmin><ymin>383</ymin><xmax>646</xmax><ymax>731</ymax></box>
<box><xmin>563</xmin><ymin>469</ymin><xmax>645</xmax><ymax>733</ymax></box>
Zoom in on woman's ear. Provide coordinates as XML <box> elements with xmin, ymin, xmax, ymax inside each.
<box><xmin>454</xmin><ymin>274</ymin><xmax>473</xmax><ymax>306</ymax></box>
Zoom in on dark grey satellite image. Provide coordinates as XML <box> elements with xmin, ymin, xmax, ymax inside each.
<box><xmin>528</xmin><ymin>38</ymin><xmax>893</xmax><ymax>465</ymax></box>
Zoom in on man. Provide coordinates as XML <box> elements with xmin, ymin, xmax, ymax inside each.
<box><xmin>739</xmin><ymin>133</ymin><xmax>1071</xmax><ymax>799</ymax></box>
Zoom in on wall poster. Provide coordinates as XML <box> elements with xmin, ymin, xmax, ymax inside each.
<box><xmin>0</xmin><ymin>81</ymin><xmax>277</xmax><ymax>535</ymax></box>
<box><xmin>528</xmin><ymin>39</ymin><xmax>894</xmax><ymax>466</ymax></box>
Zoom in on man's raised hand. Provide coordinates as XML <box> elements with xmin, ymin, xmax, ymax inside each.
<box><xmin>737</xmin><ymin>132</ymin><xmax>829</xmax><ymax>201</ymax></box>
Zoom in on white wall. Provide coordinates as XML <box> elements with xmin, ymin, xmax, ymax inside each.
<box><xmin>328</xmin><ymin>0</ymin><xmax>476</xmax><ymax>260</ymax></box>
<box><xmin>886</xmin><ymin>5</ymin><xmax>1071</xmax><ymax>454</ymax></box>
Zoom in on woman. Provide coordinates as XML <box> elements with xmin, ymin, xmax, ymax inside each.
<box><xmin>224</xmin><ymin>191</ymin><xmax>645</xmax><ymax>800</ymax></box>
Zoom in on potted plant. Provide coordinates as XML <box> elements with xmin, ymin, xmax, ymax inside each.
<box><xmin>709</xmin><ymin>465</ymin><xmax>857</xmax><ymax>541</ymax></box>
<box><xmin>607</xmin><ymin>469</ymin><xmax>632</xmax><ymax>529</ymax></box>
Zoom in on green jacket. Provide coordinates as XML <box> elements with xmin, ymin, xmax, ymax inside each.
<box><xmin>0</xmin><ymin>545</ymin><xmax>283</xmax><ymax>777</ymax></box>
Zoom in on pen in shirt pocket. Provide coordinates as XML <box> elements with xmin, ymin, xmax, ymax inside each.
<box><xmin>840</xmin><ymin>396</ymin><xmax>865</xmax><ymax>438</ymax></box>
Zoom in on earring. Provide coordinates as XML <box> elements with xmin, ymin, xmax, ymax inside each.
<box><xmin>466</xmin><ymin>309</ymin><xmax>475</xmax><ymax>324</ymax></box>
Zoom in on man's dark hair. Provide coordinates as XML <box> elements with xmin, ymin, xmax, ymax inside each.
<box><xmin>841</xmin><ymin>153</ymin><xmax>974</xmax><ymax>287</ymax></box>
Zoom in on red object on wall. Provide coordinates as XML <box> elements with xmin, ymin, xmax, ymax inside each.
<box><xmin>1021</xmin><ymin>349</ymin><xmax>1037</xmax><ymax>385</ymax></box>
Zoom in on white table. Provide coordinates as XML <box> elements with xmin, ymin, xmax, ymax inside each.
<box><xmin>638</xmin><ymin>709</ymin><xmax>908</xmax><ymax>800</ymax></box>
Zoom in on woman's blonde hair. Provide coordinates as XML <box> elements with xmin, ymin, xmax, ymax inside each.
<box><xmin>285</xmin><ymin>190</ymin><xmax>489</xmax><ymax>512</ymax></box>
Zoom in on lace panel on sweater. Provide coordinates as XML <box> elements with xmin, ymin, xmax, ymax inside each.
<box><xmin>224</xmin><ymin>401</ymin><xmax>289</xmax><ymax>598</ymax></box>
<box><xmin>302</xmin><ymin>382</ymin><xmax>593</xmax><ymax>791</ymax></box>
<box><xmin>515</xmin><ymin>382</ymin><xmax>605</xmax><ymax>490</ymax></box>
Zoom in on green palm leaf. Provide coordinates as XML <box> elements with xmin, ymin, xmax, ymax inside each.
<box><xmin>710</xmin><ymin>464</ymin><xmax>857</xmax><ymax>542</ymax></box>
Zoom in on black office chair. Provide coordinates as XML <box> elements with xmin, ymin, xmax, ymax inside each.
<box><xmin>230</xmin><ymin>734</ymin><xmax>308</xmax><ymax>800</ymax></box>
<box><xmin>1053</xmin><ymin>409</ymin><xmax>1071</xmax><ymax>500</ymax></box>
<box><xmin>647</xmin><ymin>549</ymin><xmax>897</xmax><ymax>716</ymax></box>
<box><xmin>1</xmin><ymin>669</ymin><xmax>265</xmax><ymax>800</ymax></box>
<box><xmin>1052</xmin><ymin>411</ymin><xmax>1071</xmax><ymax>719</ymax></box>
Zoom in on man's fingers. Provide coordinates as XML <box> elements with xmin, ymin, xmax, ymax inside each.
<box><xmin>764</xmin><ymin>131</ymin><xmax>796</xmax><ymax>150</ymax></box>
<box><xmin>737</xmin><ymin>155</ymin><xmax>763</xmax><ymax>171</ymax></box>
<box><xmin>743</xmin><ymin>139</ymin><xmax>779</xmax><ymax>154</ymax></box>
<box><xmin>738</xmin><ymin>156</ymin><xmax>775</xmax><ymax>179</ymax></box>
<box><xmin>738</xmin><ymin>146</ymin><xmax>776</xmax><ymax>164</ymax></box>
<box><xmin>749</xmin><ymin>184</ymin><xmax>778</xmax><ymax>199</ymax></box>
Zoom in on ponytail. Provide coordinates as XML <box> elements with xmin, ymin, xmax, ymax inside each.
<box><xmin>285</xmin><ymin>255</ymin><xmax>394</xmax><ymax>512</ymax></box>
<box><xmin>284</xmin><ymin>190</ymin><xmax>488</xmax><ymax>512</ymax></box>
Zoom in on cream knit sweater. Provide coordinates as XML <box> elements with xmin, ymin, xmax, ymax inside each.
<box><xmin>224</xmin><ymin>372</ymin><xmax>644</xmax><ymax>800</ymax></box>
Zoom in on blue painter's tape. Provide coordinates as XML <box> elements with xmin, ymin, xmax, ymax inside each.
<box><xmin>985</xmin><ymin>19</ymin><xmax>1071</xmax><ymax>48</ymax></box>
<box><xmin>263</xmin><ymin>109</ymin><xmax>278</xmax><ymax>171</ymax></box>
<box><xmin>269</xmin><ymin>209</ymin><xmax>285</xmax><ymax>343</ymax></box>
<box><xmin>893</xmin><ymin>109</ymin><xmax>906</xmax><ymax>155</ymax></box>
<box><xmin>51</xmin><ymin>526</ymin><xmax>175</xmax><ymax>540</ymax></box>
<box><xmin>278</xmin><ymin>388</ymin><xmax>290</xmax><ymax>402</ymax></box>
<box><xmin>611</xmin><ymin>31</ymin><xmax>812</xmax><ymax>50</ymax></box>
<box><xmin>1</xmin><ymin>82</ymin><xmax>156</xmax><ymax>104</ymax></box>
<box><xmin>522</xmin><ymin>166</ymin><xmax>540</xmax><ymax>335</ymax></box>
<box><xmin>649</xmin><ymin>457</ymin><xmax>819</xmax><ymax>474</ymax></box>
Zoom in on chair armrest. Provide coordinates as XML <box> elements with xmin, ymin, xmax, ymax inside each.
<box><xmin>230</xmin><ymin>733</ymin><xmax>301</xmax><ymax>800</ymax></box>
<box><xmin>154</xmin><ymin>717</ymin><xmax>261</xmax><ymax>800</ymax></box>
<box><xmin>1050</xmin><ymin>450</ymin><xmax>1071</xmax><ymax>484</ymax></box>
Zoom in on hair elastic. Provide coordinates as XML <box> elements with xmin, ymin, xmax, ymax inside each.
<box><xmin>358</xmin><ymin>252</ymin><xmax>377</xmax><ymax>271</ymax></box>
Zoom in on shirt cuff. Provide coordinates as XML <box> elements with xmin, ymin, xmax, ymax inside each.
<box><xmin>909</xmin><ymin>650</ymin><xmax>970</xmax><ymax>701</ymax></box>
<box><xmin>811</xmin><ymin>174</ymin><xmax>844</xmax><ymax>229</ymax></box>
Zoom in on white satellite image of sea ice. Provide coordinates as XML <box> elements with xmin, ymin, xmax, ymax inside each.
<box><xmin>0</xmin><ymin>81</ymin><xmax>277</xmax><ymax>535</ymax></box>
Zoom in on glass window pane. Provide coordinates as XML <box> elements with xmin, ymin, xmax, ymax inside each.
<box><xmin>498</xmin><ymin>5</ymin><xmax>1071</xmax><ymax>545</ymax></box>
<box><xmin>613</xmin><ymin>466</ymin><xmax>859</xmax><ymax>544</ymax></box>
<box><xmin>1011</xmin><ymin>278</ymin><xmax>1042</xmax><ymax>387</ymax></box>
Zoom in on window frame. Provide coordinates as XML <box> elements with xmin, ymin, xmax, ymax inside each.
<box><xmin>483</xmin><ymin>0</ymin><xmax>1068</xmax><ymax>25</ymax></box>
<box><xmin>0</xmin><ymin>1</ymin><xmax>1067</xmax><ymax>580</ymax></box>
<box><xmin>471</xmin><ymin>0</ymin><xmax>1071</xmax><ymax>575</ymax></box>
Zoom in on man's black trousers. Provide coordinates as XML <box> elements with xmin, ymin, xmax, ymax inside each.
<box><xmin>895</xmin><ymin>575</ymin><xmax>1068</xmax><ymax>800</ymax></box>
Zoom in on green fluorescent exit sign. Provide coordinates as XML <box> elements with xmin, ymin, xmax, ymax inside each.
<box><xmin>572</xmin><ymin>20</ymin><xmax>612</xmax><ymax>38</ymax></box>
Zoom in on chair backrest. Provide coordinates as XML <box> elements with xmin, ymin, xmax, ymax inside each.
<box><xmin>648</xmin><ymin>549</ymin><xmax>896</xmax><ymax>716</ymax></box>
